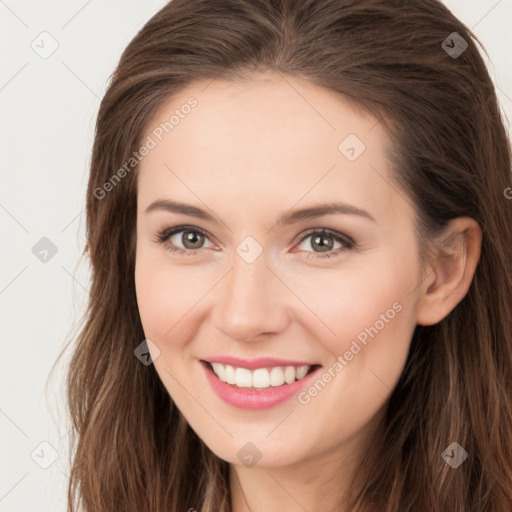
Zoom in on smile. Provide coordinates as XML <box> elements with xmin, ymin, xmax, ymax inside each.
<box><xmin>200</xmin><ymin>360</ymin><xmax>322</xmax><ymax>410</ymax></box>
<box><xmin>206</xmin><ymin>361</ymin><xmax>315</xmax><ymax>389</ymax></box>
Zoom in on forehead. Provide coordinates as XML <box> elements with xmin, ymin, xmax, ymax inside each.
<box><xmin>137</xmin><ymin>72</ymin><xmax>406</xmax><ymax>225</ymax></box>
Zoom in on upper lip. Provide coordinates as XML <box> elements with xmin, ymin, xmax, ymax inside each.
<box><xmin>201</xmin><ymin>356</ymin><xmax>320</xmax><ymax>370</ymax></box>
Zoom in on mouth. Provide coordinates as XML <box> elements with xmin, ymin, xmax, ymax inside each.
<box><xmin>200</xmin><ymin>360</ymin><xmax>322</xmax><ymax>391</ymax></box>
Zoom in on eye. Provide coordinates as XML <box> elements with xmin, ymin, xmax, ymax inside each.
<box><xmin>293</xmin><ymin>228</ymin><xmax>355</xmax><ymax>259</ymax></box>
<box><xmin>154</xmin><ymin>225</ymin><xmax>355</xmax><ymax>259</ymax></box>
<box><xmin>154</xmin><ymin>225</ymin><xmax>215</xmax><ymax>256</ymax></box>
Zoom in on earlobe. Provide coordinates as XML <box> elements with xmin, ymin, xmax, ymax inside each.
<box><xmin>415</xmin><ymin>217</ymin><xmax>482</xmax><ymax>326</ymax></box>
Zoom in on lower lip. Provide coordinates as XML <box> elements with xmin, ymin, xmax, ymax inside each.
<box><xmin>201</xmin><ymin>360</ymin><xmax>321</xmax><ymax>410</ymax></box>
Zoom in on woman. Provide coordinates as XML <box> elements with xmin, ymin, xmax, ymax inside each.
<box><xmin>62</xmin><ymin>0</ymin><xmax>512</xmax><ymax>510</ymax></box>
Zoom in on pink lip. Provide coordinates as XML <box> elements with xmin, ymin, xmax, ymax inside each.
<box><xmin>200</xmin><ymin>360</ymin><xmax>321</xmax><ymax>410</ymax></box>
<box><xmin>201</xmin><ymin>355</ymin><xmax>318</xmax><ymax>370</ymax></box>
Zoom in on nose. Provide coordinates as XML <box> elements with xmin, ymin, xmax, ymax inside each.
<box><xmin>211</xmin><ymin>251</ymin><xmax>290</xmax><ymax>342</ymax></box>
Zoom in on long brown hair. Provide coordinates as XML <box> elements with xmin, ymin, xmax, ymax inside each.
<box><xmin>57</xmin><ymin>0</ymin><xmax>512</xmax><ymax>510</ymax></box>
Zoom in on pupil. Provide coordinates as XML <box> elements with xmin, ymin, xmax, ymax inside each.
<box><xmin>183</xmin><ymin>230</ymin><xmax>203</xmax><ymax>249</ymax></box>
<box><xmin>313</xmin><ymin>235</ymin><xmax>333</xmax><ymax>252</ymax></box>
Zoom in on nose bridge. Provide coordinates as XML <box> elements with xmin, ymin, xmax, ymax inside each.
<box><xmin>212</xmin><ymin>249</ymin><xmax>288</xmax><ymax>340</ymax></box>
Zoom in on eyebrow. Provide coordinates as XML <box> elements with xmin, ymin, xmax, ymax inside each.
<box><xmin>145</xmin><ymin>199</ymin><xmax>377</xmax><ymax>225</ymax></box>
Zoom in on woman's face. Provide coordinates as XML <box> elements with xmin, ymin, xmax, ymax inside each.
<box><xmin>134</xmin><ymin>72</ymin><xmax>423</xmax><ymax>469</ymax></box>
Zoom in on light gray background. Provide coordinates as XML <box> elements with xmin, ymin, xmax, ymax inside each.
<box><xmin>1</xmin><ymin>1</ymin><xmax>511</xmax><ymax>511</ymax></box>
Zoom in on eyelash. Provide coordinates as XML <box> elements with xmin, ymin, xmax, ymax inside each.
<box><xmin>154</xmin><ymin>225</ymin><xmax>356</xmax><ymax>259</ymax></box>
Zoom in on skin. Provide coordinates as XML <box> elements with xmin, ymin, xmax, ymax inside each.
<box><xmin>134</xmin><ymin>71</ymin><xmax>481</xmax><ymax>512</ymax></box>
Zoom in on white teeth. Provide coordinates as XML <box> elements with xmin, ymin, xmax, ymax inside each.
<box><xmin>269</xmin><ymin>366</ymin><xmax>285</xmax><ymax>386</ymax></box>
<box><xmin>209</xmin><ymin>362</ymin><xmax>312</xmax><ymax>389</ymax></box>
<box><xmin>235</xmin><ymin>367</ymin><xmax>252</xmax><ymax>388</ymax></box>
<box><xmin>296</xmin><ymin>365</ymin><xmax>308</xmax><ymax>379</ymax></box>
<box><xmin>211</xmin><ymin>362</ymin><xmax>226</xmax><ymax>382</ymax></box>
<box><xmin>252</xmin><ymin>368</ymin><xmax>270</xmax><ymax>388</ymax></box>
<box><xmin>225</xmin><ymin>364</ymin><xmax>235</xmax><ymax>384</ymax></box>
<box><xmin>284</xmin><ymin>366</ymin><xmax>296</xmax><ymax>384</ymax></box>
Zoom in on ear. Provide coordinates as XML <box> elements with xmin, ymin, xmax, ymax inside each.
<box><xmin>416</xmin><ymin>217</ymin><xmax>482</xmax><ymax>326</ymax></box>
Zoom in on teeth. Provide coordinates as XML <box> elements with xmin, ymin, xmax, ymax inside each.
<box><xmin>253</xmin><ymin>368</ymin><xmax>270</xmax><ymax>388</ymax></box>
<box><xmin>270</xmin><ymin>366</ymin><xmax>285</xmax><ymax>386</ymax></box>
<box><xmin>211</xmin><ymin>362</ymin><xmax>226</xmax><ymax>383</ymax></box>
<box><xmin>210</xmin><ymin>362</ymin><xmax>312</xmax><ymax>389</ymax></box>
<box><xmin>296</xmin><ymin>365</ymin><xmax>309</xmax><ymax>379</ymax></box>
<box><xmin>235</xmin><ymin>367</ymin><xmax>252</xmax><ymax>387</ymax></box>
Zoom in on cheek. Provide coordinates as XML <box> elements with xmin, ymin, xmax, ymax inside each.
<box><xmin>135</xmin><ymin>260</ymin><xmax>166</xmax><ymax>338</ymax></box>
<box><xmin>134</xmin><ymin>254</ymin><xmax>204</xmax><ymax>401</ymax></box>
<box><xmin>282</xmin><ymin>255</ymin><xmax>414</xmax><ymax>347</ymax></box>
<box><xmin>292</xmin><ymin>255</ymin><xmax>417</xmax><ymax>411</ymax></box>
<box><xmin>134</xmin><ymin>244</ymin><xmax>206</xmax><ymax>341</ymax></box>
<box><xmin>285</xmin><ymin>269</ymin><xmax>416</xmax><ymax>453</ymax></box>
<box><xmin>285</xmin><ymin>256</ymin><xmax>417</xmax><ymax>393</ymax></box>
<box><xmin>326</xmin><ymin>274</ymin><xmax>410</xmax><ymax>355</ymax></box>
<box><xmin>135</xmin><ymin>252</ymin><xmax>183</xmax><ymax>351</ymax></box>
